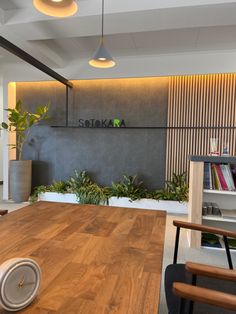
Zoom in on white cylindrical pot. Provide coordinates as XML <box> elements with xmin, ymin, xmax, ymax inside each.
<box><xmin>10</xmin><ymin>160</ymin><xmax>32</xmax><ymax>202</ymax></box>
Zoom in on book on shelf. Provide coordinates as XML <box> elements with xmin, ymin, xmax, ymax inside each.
<box><xmin>203</xmin><ymin>162</ymin><xmax>236</xmax><ymax>191</ymax></box>
<box><xmin>202</xmin><ymin>232</ymin><xmax>236</xmax><ymax>250</ymax></box>
<box><xmin>220</xmin><ymin>209</ymin><xmax>236</xmax><ymax>220</ymax></box>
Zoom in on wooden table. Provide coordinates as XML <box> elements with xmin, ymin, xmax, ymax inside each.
<box><xmin>0</xmin><ymin>202</ymin><xmax>166</xmax><ymax>313</ymax></box>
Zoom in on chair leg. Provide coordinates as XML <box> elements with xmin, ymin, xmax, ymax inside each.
<box><xmin>223</xmin><ymin>236</ymin><xmax>233</xmax><ymax>270</ymax></box>
<box><xmin>173</xmin><ymin>227</ymin><xmax>180</xmax><ymax>264</ymax></box>
<box><xmin>188</xmin><ymin>274</ymin><xmax>197</xmax><ymax>314</ymax></box>
<box><xmin>179</xmin><ymin>298</ymin><xmax>186</xmax><ymax>314</ymax></box>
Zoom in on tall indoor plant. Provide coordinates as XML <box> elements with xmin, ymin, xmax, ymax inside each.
<box><xmin>2</xmin><ymin>100</ymin><xmax>49</xmax><ymax>202</ymax></box>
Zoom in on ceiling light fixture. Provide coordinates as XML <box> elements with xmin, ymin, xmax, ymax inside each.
<box><xmin>33</xmin><ymin>0</ymin><xmax>78</xmax><ymax>18</ymax></box>
<box><xmin>89</xmin><ymin>0</ymin><xmax>116</xmax><ymax>68</ymax></box>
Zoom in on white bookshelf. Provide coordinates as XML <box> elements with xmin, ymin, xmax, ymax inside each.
<box><xmin>202</xmin><ymin>215</ymin><xmax>236</xmax><ymax>223</ymax></box>
<box><xmin>203</xmin><ymin>189</ymin><xmax>236</xmax><ymax>196</ymax></box>
<box><xmin>188</xmin><ymin>155</ymin><xmax>236</xmax><ymax>249</ymax></box>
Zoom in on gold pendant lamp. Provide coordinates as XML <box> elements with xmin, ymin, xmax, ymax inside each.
<box><xmin>33</xmin><ymin>0</ymin><xmax>78</xmax><ymax>18</ymax></box>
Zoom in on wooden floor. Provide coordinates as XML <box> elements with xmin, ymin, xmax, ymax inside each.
<box><xmin>0</xmin><ymin>202</ymin><xmax>166</xmax><ymax>314</ymax></box>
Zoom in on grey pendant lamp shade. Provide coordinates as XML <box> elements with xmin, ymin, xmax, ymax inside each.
<box><xmin>89</xmin><ymin>0</ymin><xmax>116</xmax><ymax>68</ymax></box>
<box><xmin>33</xmin><ymin>0</ymin><xmax>78</xmax><ymax>18</ymax></box>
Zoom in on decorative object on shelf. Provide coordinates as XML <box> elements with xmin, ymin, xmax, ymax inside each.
<box><xmin>209</xmin><ymin>137</ymin><xmax>220</xmax><ymax>156</ymax></box>
<box><xmin>221</xmin><ymin>209</ymin><xmax>236</xmax><ymax>220</ymax></box>
<box><xmin>33</xmin><ymin>0</ymin><xmax>78</xmax><ymax>17</ymax></box>
<box><xmin>1</xmin><ymin>100</ymin><xmax>49</xmax><ymax>202</ymax></box>
<box><xmin>202</xmin><ymin>202</ymin><xmax>221</xmax><ymax>216</ymax></box>
<box><xmin>222</xmin><ymin>141</ymin><xmax>230</xmax><ymax>156</ymax></box>
<box><xmin>89</xmin><ymin>0</ymin><xmax>116</xmax><ymax>68</ymax></box>
<box><xmin>0</xmin><ymin>258</ymin><xmax>41</xmax><ymax>311</ymax></box>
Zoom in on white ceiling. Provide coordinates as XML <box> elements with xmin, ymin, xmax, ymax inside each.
<box><xmin>0</xmin><ymin>0</ymin><xmax>236</xmax><ymax>68</ymax></box>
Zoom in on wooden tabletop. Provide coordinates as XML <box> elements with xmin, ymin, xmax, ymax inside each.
<box><xmin>0</xmin><ymin>202</ymin><xmax>166</xmax><ymax>314</ymax></box>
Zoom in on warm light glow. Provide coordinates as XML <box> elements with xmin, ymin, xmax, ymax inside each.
<box><xmin>89</xmin><ymin>59</ymin><xmax>116</xmax><ymax>68</ymax></box>
<box><xmin>89</xmin><ymin>42</ymin><xmax>116</xmax><ymax>69</ymax></box>
<box><xmin>33</xmin><ymin>0</ymin><xmax>78</xmax><ymax>17</ymax></box>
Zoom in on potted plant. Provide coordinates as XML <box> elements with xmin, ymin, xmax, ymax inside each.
<box><xmin>108</xmin><ymin>173</ymin><xmax>188</xmax><ymax>214</ymax></box>
<box><xmin>1</xmin><ymin>100</ymin><xmax>49</xmax><ymax>202</ymax></box>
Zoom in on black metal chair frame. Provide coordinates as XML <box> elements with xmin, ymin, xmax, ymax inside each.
<box><xmin>172</xmin><ymin>224</ymin><xmax>234</xmax><ymax>314</ymax></box>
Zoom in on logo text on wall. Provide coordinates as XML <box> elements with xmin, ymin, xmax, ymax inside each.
<box><xmin>79</xmin><ymin>119</ymin><xmax>126</xmax><ymax>128</ymax></box>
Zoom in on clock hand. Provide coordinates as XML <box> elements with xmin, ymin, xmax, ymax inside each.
<box><xmin>20</xmin><ymin>282</ymin><xmax>35</xmax><ymax>286</ymax></box>
<box><xmin>18</xmin><ymin>276</ymin><xmax>25</xmax><ymax>288</ymax></box>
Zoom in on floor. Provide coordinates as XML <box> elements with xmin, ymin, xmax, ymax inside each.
<box><xmin>0</xmin><ymin>189</ymin><xmax>235</xmax><ymax>314</ymax></box>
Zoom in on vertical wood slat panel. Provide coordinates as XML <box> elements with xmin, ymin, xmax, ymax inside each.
<box><xmin>166</xmin><ymin>74</ymin><xmax>236</xmax><ymax>182</ymax></box>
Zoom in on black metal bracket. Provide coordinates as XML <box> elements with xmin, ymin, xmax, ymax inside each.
<box><xmin>223</xmin><ymin>236</ymin><xmax>233</xmax><ymax>270</ymax></box>
<box><xmin>173</xmin><ymin>226</ymin><xmax>180</xmax><ymax>264</ymax></box>
<box><xmin>0</xmin><ymin>35</ymin><xmax>73</xmax><ymax>88</ymax></box>
<box><xmin>50</xmin><ymin>125</ymin><xmax>236</xmax><ymax>129</ymax></box>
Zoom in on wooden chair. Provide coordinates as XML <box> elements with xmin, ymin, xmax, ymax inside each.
<box><xmin>165</xmin><ymin>220</ymin><xmax>236</xmax><ymax>314</ymax></box>
<box><xmin>0</xmin><ymin>209</ymin><xmax>8</xmax><ymax>216</ymax></box>
<box><xmin>173</xmin><ymin>262</ymin><xmax>236</xmax><ymax>313</ymax></box>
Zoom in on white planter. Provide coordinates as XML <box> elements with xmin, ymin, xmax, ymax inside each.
<box><xmin>39</xmin><ymin>192</ymin><xmax>78</xmax><ymax>204</ymax></box>
<box><xmin>108</xmin><ymin>197</ymin><xmax>188</xmax><ymax>214</ymax></box>
<box><xmin>38</xmin><ymin>192</ymin><xmax>188</xmax><ymax>214</ymax></box>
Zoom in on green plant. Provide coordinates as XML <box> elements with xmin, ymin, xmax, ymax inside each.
<box><xmin>30</xmin><ymin>185</ymin><xmax>48</xmax><ymax>203</ymax></box>
<box><xmin>1</xmin><ymin>100</ymin><xmax>49</xmax><ymax>160</ymax></box>
<box><xmin>151</xmin><ymin>173</ymin><xmax>189</xmax><ymax>202</ymax></box>
<box><xmin>48</xmin><ymin>180</ymin><xmax>70</xmax><ymax>194</ymax></box>
<box><xmin>67</xmin><ymin>170</ymin><xmax>109</xmax><ymax>205</ymax></box>
<box><xmin>108</xmin><ymin>175</ymin><xmax>147</xmax><ymax>201</ymax></box>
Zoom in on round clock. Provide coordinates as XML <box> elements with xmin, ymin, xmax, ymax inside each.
<box><xmin>0</xmin><ymin>258</ymin><xmax>41</xmax><ymax>312</ymax></box>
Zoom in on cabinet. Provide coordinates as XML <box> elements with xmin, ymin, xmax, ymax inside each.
<box><xmin>188</xmin><ymin>155</ymin><xmax>236</xmax><ymax>249</ymax></box>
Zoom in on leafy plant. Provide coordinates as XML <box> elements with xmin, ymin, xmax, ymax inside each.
<box><xmin>30</xmin><ymin>171</ymin><xmax>188</xmax><ymax>204</ymax></box>
<box><xmin>48</xmin><ymin>180</ymin><xmax>70</xmax><ymax>194</ymax></box>
<box><xmin>108</xmin><ymin>175</ymin><xmax>147</xmax><ymax>201</ymax></box>
<box><xmin>1</xmin><ymin>100</ymin><xmax>49</xmax><ymax>160</ymax></box>
<box><xmin>30</xmin><ymin>185</ymin><xmax>48</xmax><ymax>203</ymax></box>
<box><xmin>151</xmin><ymin>173</ymin><xmax>189</xmax><ymax>202</ymax></box>
<box><xmin>66</xmin><ymin>170</ymin><xmax>109</xmax><ymax>205</ymax></box>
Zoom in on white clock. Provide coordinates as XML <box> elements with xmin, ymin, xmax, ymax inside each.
<box><xmin>0</xmin><ymin>258</ymin><xmax>41</xmax><ymax>312</ymax></box>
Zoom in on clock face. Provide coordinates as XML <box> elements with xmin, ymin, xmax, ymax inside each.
<box><xmin>0</xmin><ymin>258</ymin><xmax>41</xmax><ymax>312</ymax></box>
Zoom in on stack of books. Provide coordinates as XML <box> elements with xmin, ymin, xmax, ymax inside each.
<box><xmin>204</xmin><ymin>163</ymin><xmax>236</xmax><ymax>191</ymax></box>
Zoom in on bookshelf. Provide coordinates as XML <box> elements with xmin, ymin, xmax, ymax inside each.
<box><xmin>188</xmin><ymin>155</ymin><xmax>236</xmax><ymax>249</ymax></box>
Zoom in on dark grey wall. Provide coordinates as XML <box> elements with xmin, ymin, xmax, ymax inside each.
<box><xmin>16</xmin><ymin>77</ymin><xmax>169</xmax><ymax>189</ymax></box>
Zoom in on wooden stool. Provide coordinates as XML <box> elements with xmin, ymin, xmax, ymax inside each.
<box><xmin>0</xmin><ymin>210</ymin><xmax>8</xmax><ymax>216</ymax></box>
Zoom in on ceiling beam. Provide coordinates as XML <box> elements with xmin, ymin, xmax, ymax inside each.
<box><xmin>0</xmin><ymin>35</ymin><xmax>72</xmax><ymax>88</ymax></box>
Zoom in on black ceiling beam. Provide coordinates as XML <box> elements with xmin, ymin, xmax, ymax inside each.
<box><xmin>0</xmin><ymin>35</ymin><xmax>73</xmax><ymax>88</ymax></box>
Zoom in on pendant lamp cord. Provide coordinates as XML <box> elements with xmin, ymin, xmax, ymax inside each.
<box><xmin>102</xmin><ymin>0</ymin><xmax>104</xmax><ymax>40</ymax></box>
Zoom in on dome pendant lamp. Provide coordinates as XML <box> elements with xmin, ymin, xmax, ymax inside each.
<box><xmin>89</xmin><ymin>0</ymin><xmax>116</xmax><ymax>68</ymax></box>
<box><xmin>33</xmin><ymin>0</ymin><xmax>78</xmax><ymax>18</ymax></box>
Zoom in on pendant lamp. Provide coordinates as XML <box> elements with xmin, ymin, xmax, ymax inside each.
<box><xmin>89</xmin><ymin>0</ymin><xmax>116</xmax><ymax>68</ymax></box>
<box><xmin>33</xmin><ymin>0</ymin><xmax>78</xmax><ymax>18</ymax></box>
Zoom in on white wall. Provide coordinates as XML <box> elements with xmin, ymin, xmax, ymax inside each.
<box><xmin>2</xmin><ymin>49</ymin><xmax>236</xmax><ymax>199</ymax></box>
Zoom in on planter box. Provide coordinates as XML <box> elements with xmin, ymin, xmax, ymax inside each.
<box><xmin>39</xmin><ymin>192</ymin><xmax>78</xmax><ymax>203</ymax></box>
<box><xmin>38</xmin><ymin>192</ymin><xmax>187</xmax><ymax>214</ymax></box>
<box><xmin>108</xmin><ymin>197</ymin><xmax>188</xmax><ymax>214</ymax></box>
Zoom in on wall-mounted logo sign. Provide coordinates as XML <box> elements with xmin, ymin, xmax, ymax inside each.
<box><xmin>79</xmin><ymin>119</ymin><xmax>126</xmax><ymax>128</ymax></box>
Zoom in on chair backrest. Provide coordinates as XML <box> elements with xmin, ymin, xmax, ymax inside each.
<box><xmin>172</xmin><ymin>220</ymin><xmax>236</xmax><ymax>269</ymax></box>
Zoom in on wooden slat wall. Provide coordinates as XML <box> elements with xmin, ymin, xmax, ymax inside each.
<box><xmin>166</xmin><ymin>74</ymin><xmax>236</xmax><ymax>181</ymax></box>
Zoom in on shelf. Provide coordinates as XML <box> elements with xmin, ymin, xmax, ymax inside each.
<box><xmin>203</xmin><ymin>215</ymin><xmax>236</xmax><ymax>223</ymax></box>
<box><xmin>201</xmin><ymin>245</ymin><xmax>236</xmax><ymax>251</ymax></box>
<box><xmin>189</xmin><ymin>155</ymin><xmax>236</xmax><ymax>163</ymax></box>
<box><xmin>203</xmin><ymin>189</ymin><xmax>236</xmax><ymax>196</ymax></box>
